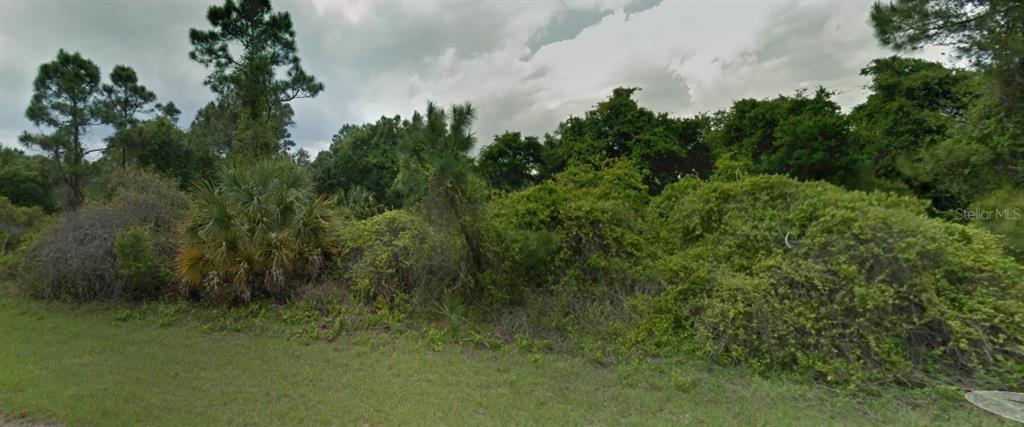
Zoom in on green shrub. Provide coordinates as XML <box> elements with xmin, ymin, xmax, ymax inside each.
<box><xmin>0</xmin><ymin>196</ymin><xmax>47</xmax><ymax>276</ymax></box>
<box><xmin>114</xmin><ymin>227</ymin><xmax>172</xmax><ymax>298</ymax></box>
<box><xmin>176</xmin><ymin>159</ymin><xmax>336</xmax><ymax>303</ymax></box>
<box><xmin>475</xmin><ymin>161</ymin><xmax>653</xmax><ymax>353</ymax></box>
<box><xmin>632</xmin><ymin>175</ymin><xmax>1024</xmax><ymax>387</ymax></box>
<box><xmin>480</xmin><ymin>160</ymin><xmax>651</xmax><ymax>302</ymax></box>
<box><xmin>0</xmin><ymin>196</ymin><xmax>45</xmax><ymax>253</ymax></box>
<box><xmin>0</xmin><ymin>147</ymin><xmax>57</xmax><ymax>212</ymax></box>
<box><xmin>967</xmin><ymin>187</ymin><xmax>1024</xmax><ymax>259</ymax></box>
<box><xmin>335</xmin><ymin>210</ymin><xmax>461</xmax><ymax>304</ymax></box>
<box><xmin>18</xmin><ymin>169</ymin><xmax>185</xmax><ymax>300</ymax></box>
<box><xmin>336</xmin><ymin>186</ymin><xmax>387</xmax><ymax>220</ymax></box>
<box><xmin>0</xmin><ymin>196</ymin><xmax>46</xmax><ymax>252</ymax></box>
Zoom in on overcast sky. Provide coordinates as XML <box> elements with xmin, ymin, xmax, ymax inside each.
<box><xmin>0</xmin><ymin>0</ymin><xmax>948</xmax><ymax>155</ymax></box>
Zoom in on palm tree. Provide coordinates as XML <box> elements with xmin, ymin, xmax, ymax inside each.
<box><xmin>176</xmin><ymin>158</ymin><xmax>335</xmax><ymax>302</ymax></box>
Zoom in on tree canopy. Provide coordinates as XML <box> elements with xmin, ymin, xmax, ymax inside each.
<box><xmin>709</xmin><ymin>88</ymin><xmax>861</xmax><ymax>186</ymax></box>
<box><xmin>850</xmin><ymin>56</ymin><xmax>972</xmax><ymax>180</ymax></box>
<box><xmin>189</xmin><ymin>0</ymin><xmax>324</xmax><ymax>157</ymax></box>
<box><xmin>476</xmin><ymin>132</ymin><xmax>544</xmax><ymax>192</ymax></box>
<box><xmin>544</xmin><ymin>87</ymin><xmax>713</xmax><ymax>194</ymax></box>
<box><xmin>311</xmin><ymin>116</ymin><xmax>405</xmax><ymax>208</ymax></box>
<box><xmin>19</xmin><ymin>49</ymin><xmax>105</xmax><ymax>209</ymax></box>
<box><xmin>872</xmin><ymin>0</ymin><xmax>1024</xmax><ymax>120</ymax></box>
<box><xmin>0</xmin><ymin>147</ymin><xmax>57</xmax><ymax>212</ymax></box>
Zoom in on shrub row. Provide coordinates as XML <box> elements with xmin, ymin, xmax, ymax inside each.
<box><xmin>11</xmin><ymin>160</ymin><xmax>1023</xmax><ymax>389</ymax></box>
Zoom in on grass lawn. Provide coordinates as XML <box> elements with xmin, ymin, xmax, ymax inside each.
<box><xmin>0</xmin><ymin>297</ymin><xmax>1008</xmax><ymax>426</ymax></box>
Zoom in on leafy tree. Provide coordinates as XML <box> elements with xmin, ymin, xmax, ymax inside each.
<box><xmin>850</xmin><ymin>56</ymin><xmax>972</xmax><ymax>182</ymax></box>
<box><xmin>19</xmin><ymin>49</ymin><xmax>104</xmax><ymax>209</ymax></box>
<box><xmin>477</xmin><ymin>132</ymin><xmax>544</xmax><ymax>191</ymax></box>
<box><xmin>311</xmin><ymin>116</ymin><xmax>404</xmax><ymax>207</ymax></box>
<box><xmin>871</xmin><ymin>0</ymin><xmax>1024</xmax><ymax>119</ymax></box>
<box><xmin>189</xmin><ymin>0</ymin><xmax>324</xmax><ymax>157</ymax></box>
<box><xmin>187</xmin><ymin>100</ymin><xmax>237</xmax><ymax>158</ymax></box>
<box><xmin>107</xmin><ymin>116</ymin><xmax>214</xmax><ymax>186</ymax></box>
<box><xmin>0</xmin><ymin>147</ymin><xmax>56</xmax><ymax>212</ymax></box>
<box><xmin>710</xmin><ymin>88</ymin><xmax>861</xmax><ymax>185</ymax></box>
<box><xmin>544</xmin><ymin>88</ymin><xmax>713</xmax><ymax>193</ymax></box>
<box><xmin>871</xmin><ymin>2</ymin><xmax>1024</xmax><ymax>209</ymax></box>
<box><xmin>292</xmin><ymin>147</ymin><xmax>311</xmax><ymax>167</ymax></box>
<box><xmin>97</xmin><ymin>65</ymin><xmax>157</xmax><ymax>168</ymax></box>
<box><xmin>397</xmin><ymin>102</ymin><xmax>486</xmax><ymax>286</ymax></box>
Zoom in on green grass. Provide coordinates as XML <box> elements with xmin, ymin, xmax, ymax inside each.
<box><xmin>0</xmin><ymin>297</ymin><xmax>1008</xmax><ymax>426</ymax></box>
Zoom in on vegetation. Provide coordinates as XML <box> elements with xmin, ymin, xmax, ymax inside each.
<box><xmin>477</xmin><ymin>131</ymin><xmax>545</xmax><ymax>192</ymax></box>
<box><xmin>335</xmin><ymin>209</ymin><xmax>457</xmax><ymax>305</ymax></box>
<box><xmin>16</xmin><ymin>169</ymin><xmax>185</xmax><ymax>300</ymax></box>
<box><xmin>0</xmin><ymin>147</ymin><xmax>56</xmax><ymax>212</ymax></box>
<box><xmin>544</xmin><ymin>87</ymin><xmax>713</xmax><ymax>193</ymax></box>
<box><xmin>18</xmin><ymin>50</ymin><xmax>105</xmax><ymax>209</ymax></box>
<box><xmin>395</xmin><ymin>102</ymin><xmax>488</xmax><ymax>290</ymax></box>
<box><xmin>850</xmin><ymin>56</ymin><xmax>972</xmax><ymax>202</ymax></box>
<box><xmin>709</xmin><ymin>88</ymin><xmax>862</xmax><ymax>187</ymax></box>
<box><xmin>114</xmin><ymin>227</ymin><xmax>172</xmax><ymax>298</ymax></box>
<box><xmin>311</xmin><ymin>116</ymin><xmax>405</xmax><ymax>208</ymax></box>
<box><xmin>480</xmin><ymin>160</ymin><xmax>649</xmax><ymax>303</ymax></box>
<box><xmin>176</xmin><ymin>159</ymin><xmax>336</xmax><ymax>303</ymax></box>
<box><xmin>637</xmin><ymin>175</ymin><xmax>1024</xmax><ymax>387</ymax></box>
<box><xmin>0</xmin><ymin>297</ymin><xmax>1006</xmax><ymax>426</ymax></box>
<box><xmin>0</xmin><ymin>197</ymin><xmax>46</xmax><ymax>275</ymax></box>
<box><xmin>2</xmin><ymin>0</ymin><xmax>1024</xmax><ymax>423</ymax></box>
<box><xmin>871</xmin><ymin>0</ymin><xmax>1024</xmax><ymax>120</ymax></box>
<box><xmin>188</xmin><ymin>0</ymin><xmax>323</xmax><ymax>157</ymax></box>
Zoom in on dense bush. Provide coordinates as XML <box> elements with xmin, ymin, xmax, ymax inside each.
<box><xmin>335</xmin><ymin>210</ymin><xmax>461</xmax><ymax>304</ymax></box>
<box><xmin>0</xmin><ymin>196</ymin><xmax>45</xmax><ymax>253</ymax></box>
<box><xmin>18</xmin><ymin>169</ymin><xmax>185</xmax><ymax>300</ymax></box>
<box><xmin>0</xmin><ymin>147</ymin><xmax>57</xmax><ymax>211</ymax></box>
<box><xmin>632</xmin><ymin>175</ymin><xmax>1024</xmax><ymax>387</ymax></box>
<box><xmin>480</xmin><ymin>160</ymin><xmax>651</xmax><ymax>303</ymax></box>
<box><xmin>968</xmin><ymin>187</ymin><xmax>1024</xmax><ymax>259</ymax></box>
<box><xmin>176</xmin><ymin>159</ymin><xmax>336</xmax><ymax>303</ymax></box>
<box><xmin>114</xmin><ymin>227</ymin><xmax>172</xmax><ymax>298</ymax></box>
<box><xmin>0</xmin><ymin>196</ymin><xmax>47</xmax><ymax>276</ymax></box>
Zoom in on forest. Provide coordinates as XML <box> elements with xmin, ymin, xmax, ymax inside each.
<box><xmin>0</xmin><ymin>0</ymin><xmax>1022</xmax><ymax>424</ymax></box>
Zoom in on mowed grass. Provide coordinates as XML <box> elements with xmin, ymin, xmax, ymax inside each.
<box><xmin>0</xmin><ymin>297</ymin><xmax>1008</xmax><ymax>426</ymax></box>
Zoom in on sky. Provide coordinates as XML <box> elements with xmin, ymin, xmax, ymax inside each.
<box><xmin>0</xmin><ymin>0</ymin><xmax>949</xmax><ymax>156</ymax></box>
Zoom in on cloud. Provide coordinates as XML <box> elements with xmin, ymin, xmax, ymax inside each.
<box><xmin>523</xmin><ymin>6</ymin><xmax>613</xmax><ymax>61</ymax></box>
<box><xmin>623</xmin><ymin>0</ymin><xmax>663</xmax><ymax>18</ymax></box>
<box><xmin>0</xmin><ymin>0</ymin><xmax>950</xmax><ymax>155</ymax></box>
